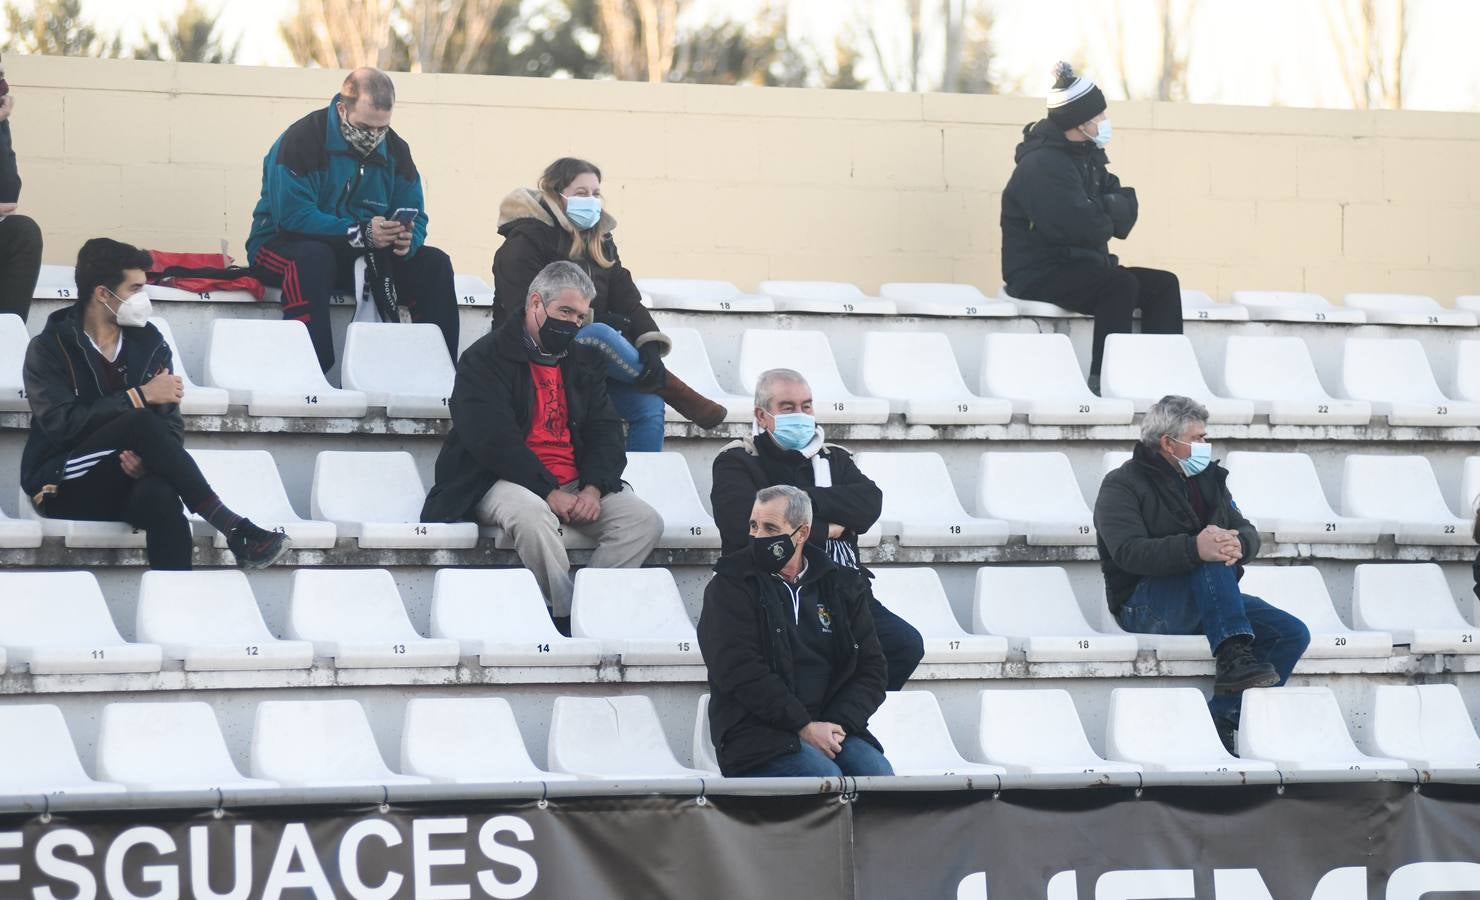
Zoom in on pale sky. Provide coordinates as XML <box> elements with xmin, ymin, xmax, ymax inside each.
<box><xmin>28</xmin><ymin>0</ymin><xmax>1480</xmax><ymax>111</ymax></box>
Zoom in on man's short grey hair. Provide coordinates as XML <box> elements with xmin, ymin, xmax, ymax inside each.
<box><xmin>754</xmin><ymin>368</ymin><xmax>809</xmax><ymax>410</ymax></box>
<box><xmin>527</xmin><ymin>260</ymin><xmax>596</xmax><ymax>306</ymax></box>
<box><xmin>1140</xmin><ymin>394</ymin><xmax>1210</xmax><ymax>448</ymax></box>
<box><xmin>755</xmin><ymin>484</ymin><xmax>813</xmax><ymax>530</ymax></box>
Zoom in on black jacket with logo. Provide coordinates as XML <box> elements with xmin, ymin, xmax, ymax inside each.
<box><xmin>1093</xmin><ymin>442</ymin><xmax>1260</xmax><ymax>615</ymax></box>
<box><xmin>419</xmin><ymin>316</ymin><xmax>627</xmax><ymax>523</ymax></box>
<box><xmin>698</xmin><ymin>544</ymin><xmax>887</xmax><ymax>776</ymax></box>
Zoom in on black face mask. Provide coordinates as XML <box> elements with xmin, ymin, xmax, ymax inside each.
<box><xmin>750</xmin><ymin>526</ymin><xmax>802</xmax><ymax>575</ymax></box>
<box><xmin>535</xmin><ymin>306</ymin><xmax>581</xmax><ymax>356</ymax></box>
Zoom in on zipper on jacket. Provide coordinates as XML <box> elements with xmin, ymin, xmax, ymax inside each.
<box><xmin>336</xmin><ymin>162</ymin><xmax>367</xmax><ymax>219</ymax></box>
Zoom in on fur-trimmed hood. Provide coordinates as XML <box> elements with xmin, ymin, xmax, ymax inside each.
<box><xmin>497</xmin><ymin>187</ymin><xmax>618</xmax><ymax>238</ymax></box>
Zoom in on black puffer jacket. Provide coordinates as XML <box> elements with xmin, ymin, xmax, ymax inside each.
<box><xmin>20</xmin><ymin>303</ymin><xmax>181</xmax><ymax>501</ymax></box>
<box><xmin>490</xmin><ymin>188</ymin><xmax>669</xmax><ymax>356</ymax></box>
<box><xmin>1000</xmin><ymin>118</ymin><xmax>1138</xmax><ymax>295</ymax></box>
<box><xmin>1093</xmin><ymin>442</ymin><xmax>1260</xmax><ymax>616</ymax></box>
<box><xmin>419</xmin><ymin>316</ymin><xmax>627</xmax><ymax>523</ymax></box>
<box><xmin>698</xmin><ymin>544</ymin><xmax>887</xmax><ymax>776</ymax></box>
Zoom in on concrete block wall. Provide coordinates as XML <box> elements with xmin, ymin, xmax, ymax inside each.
<box><xmin>8</xmin><ymin>55</ymin><xmax>1480</xmax><ymax>302</ymax></box>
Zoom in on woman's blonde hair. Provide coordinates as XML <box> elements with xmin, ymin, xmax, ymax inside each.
<box><xmin>538</xmin><ymin>157</ymin><xmax>614</xmax><ymax>269</ymax></box>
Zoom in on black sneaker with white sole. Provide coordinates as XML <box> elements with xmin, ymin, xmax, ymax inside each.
<box><xmin>227</xmin><ymin>520</ymin><xmax>292</xmax><ymax>569</ymax></box>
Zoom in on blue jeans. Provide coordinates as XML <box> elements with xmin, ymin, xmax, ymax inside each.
<box><xmin>741</xmin><ymin>737</ymin><xmax>894</xmax><ymax>778</ymax></box>
<box><xmin>573</xmin><ymin>322</ymin><xmax>664</xmax><ymax>452</ymax></box>
<box><xmin>1118</xmin><ymin>562</ymin><xmax>1310</xmax><ymax>724</ymax></box>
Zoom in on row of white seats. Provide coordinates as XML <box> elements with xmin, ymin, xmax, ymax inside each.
<box><xmin>15</xmin><ymin>315</ymin><xmax>1480</xmax><ymax>428</ymax></box>
<box><xmin>8</xmin><ymin>681</ymin><xmax>1477</xmax><ymax>796</ymax></box>
<box><xmin>0</xmin><ymin>560</ymin><xmax>1471</xmax><ymax>677</ymax></box>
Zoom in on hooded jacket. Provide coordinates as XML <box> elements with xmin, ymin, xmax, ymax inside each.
<box><xmin>1000</xmin><ymin>118</ymin><xmax>1138</xmax><ymax>295</ymax></box>
<box><xmin>698</xmin><ymin>543</ymin><xmax>887</xmax><ymax>776</ymax></box>
<box><xmin>419</xmin><ymin>315</ymin><xmax>628</xmax><ymax>524</ymax></box>
<box><xmin>20</xmin><ymin>303</ymin><xmax>181</xmax><ymax>503</ymax></box>
<box><xmin>1094</xmin><ymin>442</ymin><xmax>1260</xmax><ymax>615</ymax></box>
<box><xmin>710</xmin><ymin>430</ymin><xmax>882</xmax><ymax>560</ymax></box>
<box><xmin>0</xmin><ymin>119</ymin><xmax>20</xmax><ymax>204</ymax></box>
<box><xmin>490</xmin><ymin>188</ymin><xmax>669</xmax><ymax>356</ymax></box>
<box><xmin>246</xmin><ymin>95</ymin><xmax>428</xmax><ymax>263</ymax></box>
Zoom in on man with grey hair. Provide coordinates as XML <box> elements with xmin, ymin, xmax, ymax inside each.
<box><xmin>709</xmin><ymin>368</ymin><xmax>924</xmax><ymax>690</ymax></box>
<box><xmin>698</xmin><ymin>485</ymin><xmax>892</xmax><ymax>777</ymax></box>
<box><xmin>422</xmin><ymin>260</ymin><xmax>662</xmax><ymax>632</ymax></box>
<box><xmin>1095</xmin><ymin>395</ymin><xmax>1309</xmax><ymax>753</ymax></box>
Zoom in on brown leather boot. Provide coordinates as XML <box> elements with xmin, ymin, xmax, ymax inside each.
<box><xmin>655</xmin><ymin>371</ymin><xmax>727</xmax><ymax>429</ymax></box>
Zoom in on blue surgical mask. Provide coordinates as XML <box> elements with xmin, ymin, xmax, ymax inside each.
<box><xmin>1083</xmin><ymin>117</ymin><xmax>1111</xmax><ymax>149</ymax></box>
<box><xmin>564</xmin><ymin>195</ymin><xmax>602</xmax><ymax>230</ymax></box>
<box><xmin>1174</xmin><ymin>437</ymin><xmax>1212</xmax><ymax>477</ymax></box>
<box><xmin>768</xmin><ymin>412</ymin><xmax>816</xmax><ymax>451</ymax></box>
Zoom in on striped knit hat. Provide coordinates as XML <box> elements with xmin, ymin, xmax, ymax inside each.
<box><xmin>1046</xmin><ymin>61</ymin><xmax>1105</xmax><ymax>129</ymax></box>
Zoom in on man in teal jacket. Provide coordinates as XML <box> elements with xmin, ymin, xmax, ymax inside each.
<box><xmin>246</xmin><ymin>67</ymin><xmax>458</xmax><ymax>371</ymax></box>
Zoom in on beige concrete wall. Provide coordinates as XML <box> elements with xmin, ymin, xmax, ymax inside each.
<box><xmin>10</xmin><ymin>54</ymin><xmax>1480</xmax><ymax>302</ymax></box>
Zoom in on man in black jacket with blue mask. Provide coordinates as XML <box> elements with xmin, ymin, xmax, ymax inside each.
<box><xmin>1000</xmin><ymin>61</ymin><xmax>1183</xmax><ymax>392</ymax></box>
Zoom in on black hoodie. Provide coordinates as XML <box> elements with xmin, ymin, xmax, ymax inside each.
<box><xmin>999</xmin><ymin>118</ymin><xmax>1138</xmax><ymax>295</ymax></box>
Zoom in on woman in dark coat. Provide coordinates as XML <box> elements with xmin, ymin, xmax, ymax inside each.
<box><xmin>492</xmin><ymin>157</ymin><xmax>723</xmax><ymax>450</ymax></box>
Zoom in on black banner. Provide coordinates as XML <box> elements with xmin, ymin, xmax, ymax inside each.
<box><xmin>2</xmin><ymin>784</ymin><xmax>1478</xmax><ymax>898</ymax></box>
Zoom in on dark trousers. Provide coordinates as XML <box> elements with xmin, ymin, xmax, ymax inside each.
<box><xmin>254</xmin><ymin>238</ymin><xmax>459</xmax><ymax>371</ymax></box>
<box><xmin>39</xmin><ymin>410</ymin><xmax>216</xmax><ymax>569</ymax></box>
<box><xmin>1020</xmin><ymin>265</ymin><xmax>1183</xmax><ymax>376</ymax></box>
<box><xmin>0</xmin><ymin>213</ymin><xmax>42</xmax><ymax>321</ymax></box>
<box><xmin>870</xmin><ymin>595</ymin><xmax>925</xmax><ymax>691</ymax></box>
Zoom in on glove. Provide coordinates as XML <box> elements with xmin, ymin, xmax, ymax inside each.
<box><xmin>1101</xmin><ymin>188</ymin><xmax>1138</xmax><ymax>240</ymax></box>
<box><xmin>636</xmin><ymin>341</ymin><xmax>667</xmax><ymax>391</ymax></box>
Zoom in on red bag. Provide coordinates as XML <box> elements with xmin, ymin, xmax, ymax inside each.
<box><xmin>147</xmin><ymin>250</ymin><xmax>266</xmax><ymax>300</ymax></box>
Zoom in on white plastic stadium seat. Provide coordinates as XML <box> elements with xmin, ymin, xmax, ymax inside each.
<box><xmin>737</xmin><ymin>329</ymin><xmax>890</xmax><ymax>424</ymax></box>
<box><xmin>1180</xmin><ymin>289</ymin><xmax>1249</xmax><ymax>321</ymax></box>
<box><xmin>1353</xmin><ymin>563</ymin><xmax>1479</xmax><ymax>653</ymax></box>
<box><xmin>1101</xmin><ymin>451</ymin><xmax>1132</xmax><ymax>477</ymax></box>
<box><xmin>1223</xmin><ymin>451</ymin><xmax>1380</xmax><ymax>543</ymax></box>
<box><xmin>341</xmin><ymin>323</ymin><xmax>455</xmax><ymax>417</ymax></box>
<box><xmin>1</xmin><ymin>312</ymin><xmax>32</xmax><ymax>412</ymax></box>
<box><xmin>548</xmin><ymin>695</ymin><xmax>709</xmax><ymax>779</ymax></box>
<box><xmin>1106</xmin><ymin>688</ymin><xmax>1276</xmax><ymax>773</ymax></box>
<box><xmin>974</xmin><ymin>689</ymin><xmax>1141</xmax><ymax>776</ymax></box>
<box><xmin>1452</xmin><ymin>341</ymin><xmax>1480</xmax><ymax>404</ymax></box>
<box><xmin>204</xmin><ymin>318</ymin><xmax>367</xmax><ymax>417</ymax></box>
<box><xmin>571</xmin><ymin>568</ymin><xmax>702</xmax><ymax>665</ymax></box>
<box><xmin>251</xmin><ymin>699</ymin><xmax>430</xmax><ymax>787</ymax></box>
<box><xmin>33</xmin><ymin>264</ymin><xmax>79</xmax><ymax>300</ymax></box>
<box><xmin>858</xmin><ymin>332</ymin><xmax>1012</xmax><ymax>425</ymax></box>
<box><xmin>0</xmin><ymin>572</ymin><xmax>162</xmax><ymax>675</ymax></box>
<box><xmin>997</xmin><ymin>285</ymin><xmax>1088</xmax><ymax>318</ymax></box>
<box><xmin>870</xmin><ymin>568</ymin><xmax>1009</xmax><ymax>663</ymax></box>
<box><xmin>287</xmin><ymin>569</ymin><xmax>460</xmax><ymax>668</ymax></box>
<box><xmin>16</xmin><ymin>487</ymin><xmax>144</xmax><ymax>548</ymax></box>
<box><xmin>0</xmin><ymin>500</ymin><xmax>42</xmax><ymax>549</ymax></box>
<box><xmin>453</xmin><ymin>273</ymin><xmax>495</xmax><ymax>306</ymax></box>
<box><xmin>758</xmin><ymin>280</ymin><xmax>897</xmax><ymax>315</ymax></box>
<box><xmin>979</xmin><ymin>333</ymin><xmax>1133</xmax><ymax>424</ymax></box>
<box><xmin>661</xmin><ymin>328</ymin><xmax>753</xmax><ymax>422</ymax></box>
<box><xmin>0</xmin><ymin>706</ymin><xmax>124</xmax><ymax>795</ymax></box>
<box><xmin>1230</xmin><ymin>290</ymin><xmax>1366</xmax><ymax>324</ymax></box>
<box><xmin>973</xmin><ymin>567</ymin><xmax>1138</xmax><ymax>662</ymax></box>
<box><xmin>1219</xmin><ymin>335</ymin><xmax>1371</xmax><ymax>425</ymax></box>
<box><xmin>148</xmin><ymin>317</ymin><xmax>230</xmax><ymax>415</ymax></box>
<box><xmin>137</xmin><ymin>570</ymin><xmax>314</xmax><ymax>671</ymax></box>
<box><xmin>97</xmin><ymin>702</ymin><xmax>276</xmax><ymax>791</ymax></box>
<box><xmin>1237</xmin><ymin>687</ymin><xmax>1407</xmax><ymax>771</ymax></box>
<box><xmin>693</xmin><ymin>695</ymin><xmax>720</xmax><ymax>774</ymax></box>
<box><xmin>619</xmin><ymin>452</ymin><xmax>720</xmax><ymax>548</ymax></box>
<box><xmin>431</xmin><ymin>568</ymin><xmax>601</xmax><ymax>666</ymax></box>
<box><xmin>401</xmin><ymin>698</ymin><xmax>577</xmax><ymax>783</ymax></box>
<box><xmin>1361</xmin><ymin>684</ymin><xmax>1480</xmax><ymax>770</ymax></box>
<box><xmin>878</xmin><ymin>282</ymin><xmax>1015</xmax><ymax>318</ymax></box>
<box><xmin>1099</xmin><ymin>334</ymin><xmax>1254</xmax><ymax>423</ymax></box>
<box><xmin>1341</xmin><ymin>455</ymin><xmax>1473</xmax><ymax>544</ymax></box>
<box><xmin>854</xmin><ymin>451</ymin><xmax>1008</xmax><ymax>546</ymax></box>
<box><xmin>1459</xmin><ymin>296</ymin><xmax>1480</xmax><ymax>315</ymax></box>
<box><xmin>187</xmin><ymin>449</ymin><xmax>337</xmax><ymax>548</ymax></box>
<box><xmin>1096</xmin><ymin>604</ymin><xmax>1211</xmax><ymax>662</ymax></box>
<box><xmin>976</xmin><ymin>452</ymin><xmax>1097</xmax><ymax>545</ymax></box>
<box><xmin>1339</xmin><ymin>338</ymin><xmax>1480</xmax><ymax>426</ymax></box>
<box><xmin>637</xmin><ymin>278</ymin><xmax>775</xmax><ymax>313</ymax></box>
<box><xmin>1236</xmin><ymin>566</ymin><xmax>1392</xmax><ymax>659</ymax></box>
<box><xmin>1342</xmin><ymin>293</ymin><xmax>1476</xmax><ymax>327</ymax></box>
<box><xmin>311</xmin><ymin>450</ymin><xmax>476</xmax><ymax>549</ymax></box>
<box><xmin>869</xmin><ymin>691</ymin><xmax>1006</xmax><ymax>776</ymax></box>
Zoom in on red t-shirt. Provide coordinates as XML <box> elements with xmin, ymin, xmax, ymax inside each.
<box><xmin>526</xmin><ymin>361</ymin><xmax>579</xmax><ymax>485</ymax></box>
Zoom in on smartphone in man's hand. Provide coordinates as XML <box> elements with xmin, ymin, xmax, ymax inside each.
<box><xmin>392</xmin><ymin>207</ymin><xmax>417</xmax><ymax>229</ymax></box>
